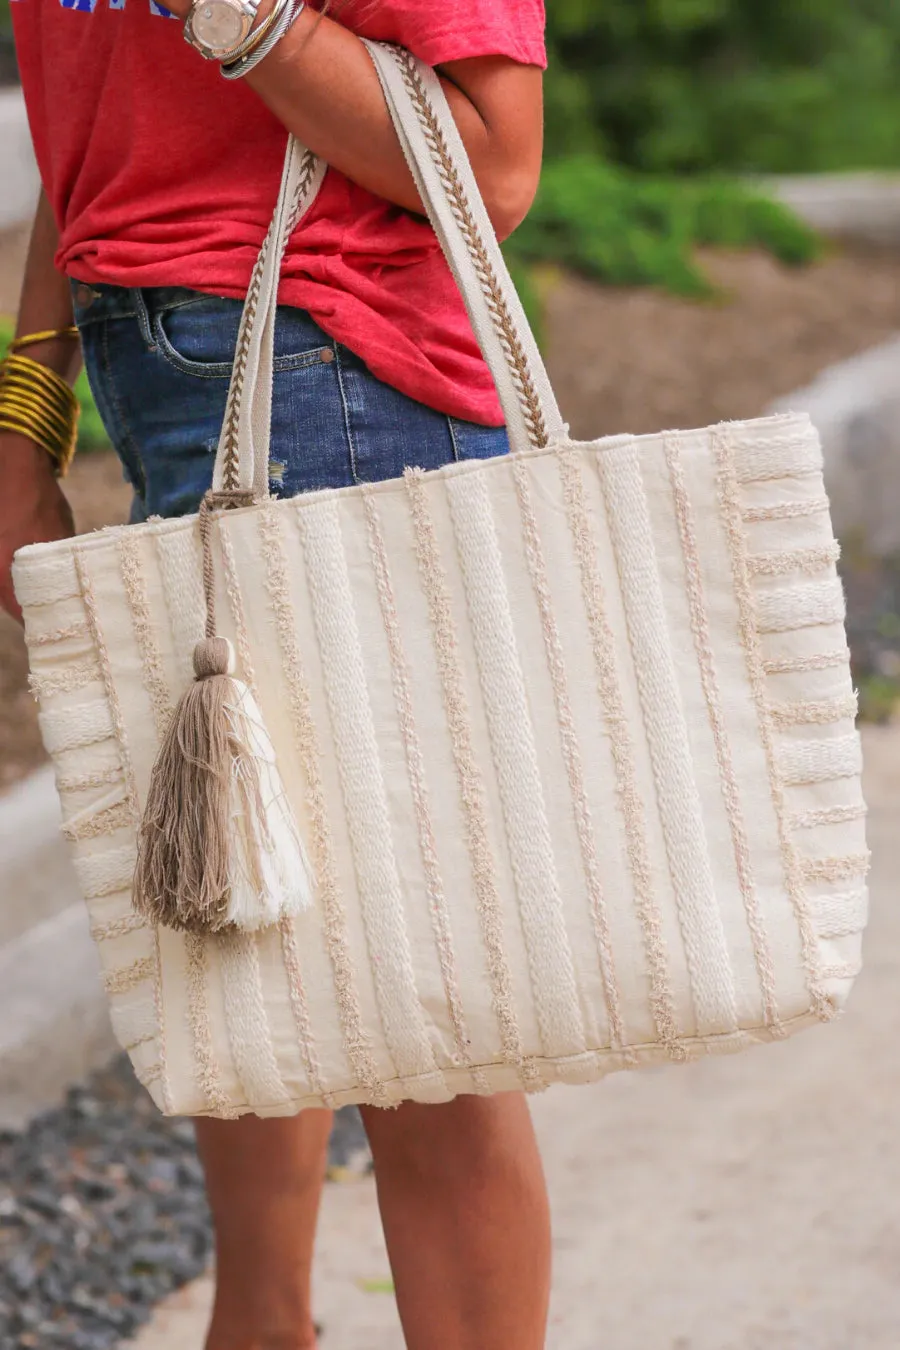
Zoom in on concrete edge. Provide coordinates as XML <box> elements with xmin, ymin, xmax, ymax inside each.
<box><xmin>0</xmin><ymin>766</ymin><xmax>116</xmax><ymax>1128</ymax></box>
<box><xmin>0</xmin><ymin>900</ymin><xmax>115</xmax><ymax>1129</ymax></box>
<box><xmin>0</xmin><ymin>87</ymin><xmax>40</xmax><ymax>232</ymax></box>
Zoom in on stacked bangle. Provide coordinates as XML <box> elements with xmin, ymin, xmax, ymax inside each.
<box><xmin>9</xmin><ymin>326</ymin><xmax>80</xmax><ymax>353</ymax></box>
<box><xmin>221</xmin><ymin>0</ymin><xmax>304</xmax><ymax>79</ymax></box>
<box><xmin>0</xmin><ymin>344</ymin><xmax>80</xmax><ymax>476</ymax></box>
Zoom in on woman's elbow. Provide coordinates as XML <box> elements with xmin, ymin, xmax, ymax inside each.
<box><xmin>483</xmin><ymin>165</ymin><xmax>541</xmax><ymax>242</ymax></box>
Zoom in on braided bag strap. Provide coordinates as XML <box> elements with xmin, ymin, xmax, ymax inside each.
<box><xmin>212</xmin><ymin>43</ymin><xmax>565</xmax><ymax>498</ymax></box>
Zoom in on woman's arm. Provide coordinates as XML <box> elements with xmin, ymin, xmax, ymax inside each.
<box><xmin>172</xmin><ymin>4</ymin><xmax>545</xmax><ymax>239</ymax></box>
<box><xmin>0</xmin><ymin>192</ymin><xmax>78</xmax><ymax>622</ymax></box>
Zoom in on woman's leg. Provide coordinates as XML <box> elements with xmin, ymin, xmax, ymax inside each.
<box><xmin>360</xmin><ymin>1094</ymin><xmax>552</xmax><ymax>1350</ymax></box>
<box><xmin>196</xmin><ymin>1111</ymin><xmax>333</xmax><ymax>1350</ymax></box>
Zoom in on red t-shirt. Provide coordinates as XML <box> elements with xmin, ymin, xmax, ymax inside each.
<box><xmin>12</xmin><ymin>0</ymin><xmax>546</xmax><ymax>425</ymax></box>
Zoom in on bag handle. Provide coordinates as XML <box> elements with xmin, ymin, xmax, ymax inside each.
<box><xmin>213</xmin><ymin>43</ymin><xmax>565</xmax><ymax>498</ymax></box>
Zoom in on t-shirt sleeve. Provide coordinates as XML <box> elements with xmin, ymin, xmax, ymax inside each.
<box><xmin>356</xmin><ymin>0</ymin><xmax>547</xmax><ymax>70</ymax></box>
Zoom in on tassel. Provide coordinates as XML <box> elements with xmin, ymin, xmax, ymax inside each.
<box><xmin>132</xmin><ymin>633</ymin><xmax>315</xmax><ymax>934</ymax></box>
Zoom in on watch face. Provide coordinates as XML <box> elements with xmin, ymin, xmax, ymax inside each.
<box><xmin>191</xmin><ymin>0</ymin><xmax>247</xmax><ymax>54</ymax></box>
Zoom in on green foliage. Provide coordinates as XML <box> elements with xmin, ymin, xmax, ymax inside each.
<box><xmin>0</xmin><ymin>318</ymin><xmax>110</xmax><ymax>452</ymax></box>
<box><xmin>507</xmin><ymin>157</ymin><xmax>821</xmax><ymax>296</ymax></box>
<box><xmin>544</xmin><ymin>0</ymin><xmax>900</xmax><ymax>172</ymax></box>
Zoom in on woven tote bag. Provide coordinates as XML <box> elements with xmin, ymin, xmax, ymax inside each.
<box><xmin>13</xmin><ymin>43</ymin><xmax>868</xmax><ymax>1118</ymax></box>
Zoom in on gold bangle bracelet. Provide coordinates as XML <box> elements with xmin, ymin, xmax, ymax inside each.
<box><xmin>1</xmin><ymin>375</ymin><xmax>77</xmax><ymax>419</ymax></box>
<box><xmin>2</xmin><ymin>354</ymin><xmax>78</xmax><ymax>406</ymax></box>
<box><xmin>0</xmin><ymin>379</ymin><xmax>76</xmax><ymax>429</ymax></box>
<box><xmin>0</xmin><ymin>393</ymin><xmax>74</xmax><ymax>442</ymax></box>
<box><xmin>0</xmin><ymin>410</ymin><xmax>75</xmax><ymax>463</ymax></box>
<box><xmin>0</xmin><ymin>415</ymin><xmax>75</xmax><ymax>473</ymax></box>
<box><xmin>9</xmin><ymin>326</ymin><xmax>80</xmax><ymax>352</ymax></box>
<box><xmin>0</xmin><ymin>375</ymin><xmax>76</xmax><ymax>419</ymax></box>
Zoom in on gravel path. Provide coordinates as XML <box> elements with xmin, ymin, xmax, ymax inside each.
<box><xmin>0</xmin><ymin>1061</ymin><xmax>368</xmax><ymax>1350</ymax></box>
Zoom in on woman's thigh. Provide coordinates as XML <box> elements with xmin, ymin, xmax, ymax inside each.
<box><xmin>75</xmin><ymin>284</ymin><xmax>509</xmax><ymax>520</ymax></box>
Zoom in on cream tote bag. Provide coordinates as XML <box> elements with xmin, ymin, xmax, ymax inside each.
<box><xmin>13</xmin><ymin>44</ymin><xmax>868</xmax><ymax>1118</ymax></box>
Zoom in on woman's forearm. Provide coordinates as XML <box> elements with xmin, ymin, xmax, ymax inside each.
<box><xmin>15</xmin><ymin>192</ymin><xmax>82</xmax><ymax>382</ymax></box>
<box><xmin>247</xmin><ymin>13</ymin><xmax>542</xmax><ymax>237</ymax></box>
<box><xmin>166</xmin><ymin>2</ymin><xmax>543</xmax><ymax>239</ymax></box>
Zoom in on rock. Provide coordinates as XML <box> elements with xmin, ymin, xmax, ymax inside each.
<box><xmin>770</xmin><ymin>335</ymin><xmax>900</xmax><ymax>558</ymax></box>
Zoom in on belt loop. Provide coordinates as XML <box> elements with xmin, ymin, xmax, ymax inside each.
<box><xmin>131</xmin><ymin>289</ymin><xmax>157</xmax><ymax>351</ymax></box>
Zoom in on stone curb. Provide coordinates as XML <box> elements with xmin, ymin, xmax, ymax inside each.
<box><xmin>0</xmin><ymin>768</ymin><xmax>115</xmax><ymax>1129</ymax></box>
<box><xmin>770</xmin><ymin>334</ymin><xmax>900</xmax><ymax>557</ymax></box>
<box><xmin>0</xmin><ymin>88</ymin><xmax>40</xmax><ymax>232</ymax></box>
<box><xmin>760</xmin><ymin>172</ymin><xmax>900</xmax><ymax>247</ymax></box>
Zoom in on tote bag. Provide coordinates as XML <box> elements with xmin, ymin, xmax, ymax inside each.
<box><xmin>13</xmin><ymin>43</ymin><xmax>868</xmax><ymax>1118</ymax></box>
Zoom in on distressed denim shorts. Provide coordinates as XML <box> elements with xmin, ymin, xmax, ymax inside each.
<box><xmin>71</xmin><ymin>283</ymin><xmax>510</xmax><ymax>521</ymax></box>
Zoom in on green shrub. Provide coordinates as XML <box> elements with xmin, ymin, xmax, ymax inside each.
<box><xmin>545</xmin><ymin>0</ymin><xmax>900</xmax><ymax>172</ymax></box>
<box><xmin>506</xmin><ymin>157</ymin><xmax>821</xmax><ymax>296</ymax></box>
<box><xmin>0</xmin><ymin>318</ymin><xmax>110</xmax><ymax>452</ymax></box>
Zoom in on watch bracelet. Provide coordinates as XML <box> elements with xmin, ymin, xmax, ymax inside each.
<box><xmin>221</xmin><ymin>0</ymin><xmax>303</xmax><ymax>78</ymax></box>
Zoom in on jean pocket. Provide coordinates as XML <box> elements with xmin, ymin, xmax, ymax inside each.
<box><xmin>150</xmin><ymin>295</ymin><xmax>336</xmax><ymax>380</ymax></box>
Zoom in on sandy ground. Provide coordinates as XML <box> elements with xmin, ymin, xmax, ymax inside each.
<box><xmin>129</xmin><ymin>729</ymin><xmax>897</xmax><ymax>1350</ymax></box>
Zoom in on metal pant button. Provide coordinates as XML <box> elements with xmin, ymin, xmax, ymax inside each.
<box><xmin>73</xmin><ymin>282</ymin><xmax>100</xmax><ymax>309</ymax></box>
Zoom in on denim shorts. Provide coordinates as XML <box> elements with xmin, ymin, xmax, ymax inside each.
<box><xmin>71</xmin><ymin>283</ymin><xmax>510</xmax><ymax>521</ymax></box>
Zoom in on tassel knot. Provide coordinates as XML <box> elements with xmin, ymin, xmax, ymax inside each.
<box><xmin>193</xmin><ymin>637</ymin><xmax>234</xmax><ymax>681</ymax></box>
<box><xmin>132</xmin><ymin>498</ymin><xmax>315</xmax><ymax>934</ymax></box>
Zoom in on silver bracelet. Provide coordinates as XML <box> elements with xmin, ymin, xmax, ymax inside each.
<box><xmin>221</xmin><ymin>0</ymin><xmax>304</xmax><ymax>79</ymax></box>
<box><xmin>219</xmin><ymin>0</ymin><xmax>288</xmax><ymax>67</ymax></box>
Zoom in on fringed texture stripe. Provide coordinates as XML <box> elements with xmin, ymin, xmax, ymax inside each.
<box><xmin>664</xmin><ymin>435</ymin><xmax>780</xmax><ymax>1032</ymax></box>
<box><xmin>91</xmin><ymin>913</ymin><xmax>149</xmax><ymax>942</ymax></box>
<box><xmin>29</xmin><ymin>660</ymin><xmax>99</xmax><ymax>699</ymax></box>
<box><xmin>104</xmin><ymin>956</ymin><xmax>156</xmax><ymax>997</ymax></box>
<box><xmin>218</xmin><ymin>518</ymin><xmax>322</xmax><ymax>1105</ymax></box>
<box><xmin>768</xmin><ymin>694</ymin><xmax>859</xmax><ymax>729</ymax></box>
<box><xmin>556</xmin><ymin>449</ymin><xmax>683</xmax><ymax>1060</ymax></box>
<box><xmin>258</xmin><ymin>503</ymin><xmax>385</xmax><ymax>1105</ymax></box>
<box><xmin>216</xmin><ymin>932</ymin><xmax>292</xmax><ymax>1110</ymax></box>
<box><xmin>763</xmin><ymin>649</ymin><xmax>851</xmax><ymax>676</ymax></box>
<box><xmin>362</xmin><ymin>488</ymin><xmax>488</xmax><ymax>1090</ymax></box>
<box><xmin>712</xmin><ymin>429</ymin><xmax>830</xmax><ymax>1020</ymax></box>
<box><xmin>57</xmin><ymin>766</ymin><xmax>125</xmax><ymax>794</ymax></box>
<box><xmin>62</xmin><ymin>797</ymin><xmax>134</xmax><ymax>842</ymax></box>
<box><xmin>597</xmin><ymin>439</ymin><xmax>738</xmax><ymax>1038</ymax></box>
<box><xmin>746</xmin><ymin>542</ymin><xmax>841</xmax><ymax>577</ymax></box>
<box><xmin>29</xmin><ymin>621</ymin><xmax>91</xmax><ymax>647</ymax></box>
<box><xmin>801</xmin><ymin>854</ymin><xmax>870</xmax><ymax>885</ymax></box>
<box><xmin>742</xmin><ymin>497</ymin><xmax>830</xmax><ymax>524</ymax></box>
<box><xmin>186</xmin><ymin>933</ymin><xmax>237</xmax><ymax>1118</ymax></box>
<box><xmin>789</xmin><ymin>803</ymin><xmax>868</xmax><ymax>831</ymax></box>
<box><xmin>118</xmin><ymin>532</ymin><xmax>177</xmax><ymax>735</ymax></box>
<box><xmin>296</xmin><ymin>497</ymin><xmax>439</xmax><ymax>1085</ymax></box>
<box><xmin>512</xmin><ymin>458</ymin><xmax>626</xmax><ymax>1054</ymax></box>
<box><xmin>404</xmin><ymin>469</ymin><xmax>537</xmax><ymax>1088</ymax></box>
<box><xmin>446</xmin><ymin>469</ymin><xmax>585</xmax><ymax>1061</ymax></box>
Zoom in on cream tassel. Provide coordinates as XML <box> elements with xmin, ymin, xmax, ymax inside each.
<box><xmin>132</xmin><ymin>496</ymin><xmax>315</xmax><ymax>933</ymax></box>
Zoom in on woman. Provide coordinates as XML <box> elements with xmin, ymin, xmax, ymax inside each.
<box><xmin>0</xmin><ymin>1</ymin><xmax>551</xmax><ymax>1347</ymax></box>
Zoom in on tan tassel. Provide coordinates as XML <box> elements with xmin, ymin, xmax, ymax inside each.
<box><xmin>132</xmin><ymin>496</ymin><xmax>315</xmax><ymax>934</ymax></box>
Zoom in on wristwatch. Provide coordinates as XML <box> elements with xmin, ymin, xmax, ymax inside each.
<box><xmin>183</xmin><ymin>0</ymin><xmax>262</xmax><ymax>61</ymax></box>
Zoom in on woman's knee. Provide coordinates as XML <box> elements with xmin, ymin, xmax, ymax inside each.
<box><xmin>361</xmin><ymin>1093</ymin><xmax>540</xmax><ymax>1189</ymax></box>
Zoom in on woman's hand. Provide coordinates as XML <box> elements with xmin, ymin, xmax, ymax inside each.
<box><xmin>0</xmin><ymin>434</ymin><xmax>75</xmax><ymax>624</ymax></box>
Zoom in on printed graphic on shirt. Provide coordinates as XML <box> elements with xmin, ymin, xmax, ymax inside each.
<box><xmin>32</xmin><ymin>0</ymin><xmax>177</xmax><ymax>14</ymax></box>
